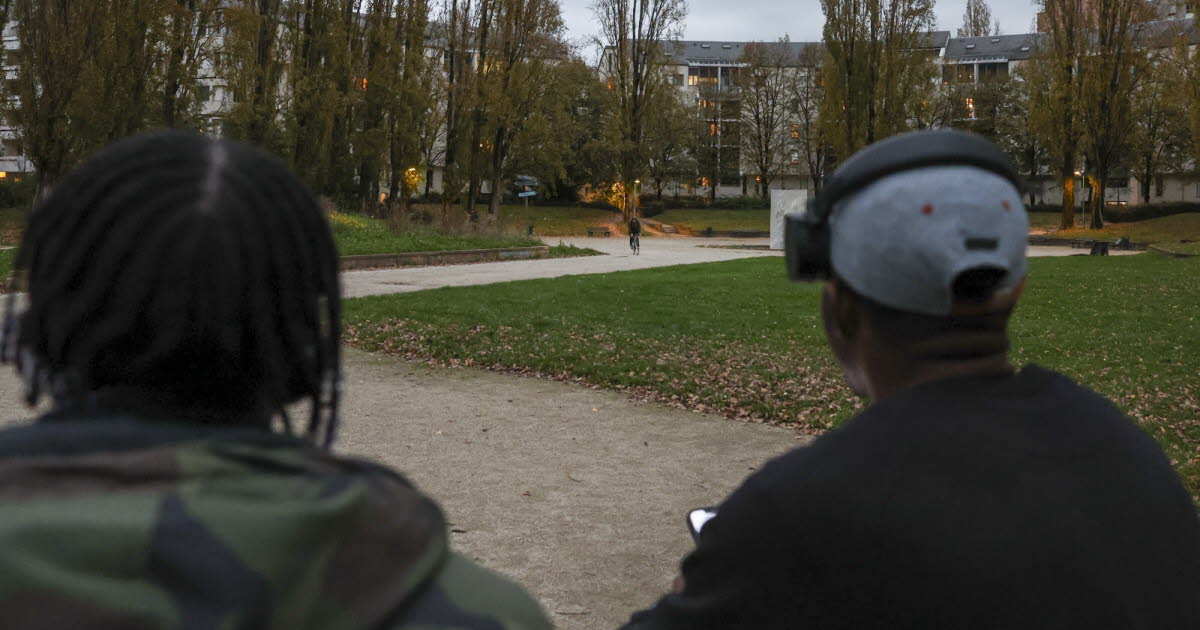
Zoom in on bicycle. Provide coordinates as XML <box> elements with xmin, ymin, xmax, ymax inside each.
<box><xmin>630</xmin><ymin>232</ymin><xmax>640</xmax><ymax>255</ymax></box>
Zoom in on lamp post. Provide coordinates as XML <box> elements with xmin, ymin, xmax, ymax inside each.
<box><xmin>1080</xmin><ymin>169</ymin><xmax>1089</xmax><ymax>216</ymax></box>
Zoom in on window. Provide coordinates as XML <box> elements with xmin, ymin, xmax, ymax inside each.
<box><xmin>673</xmin><ymin>74</ymin><xmax>683</xmax><ymax>86</ymax></box>
<box><xmin>979</xmin><ymin>62</ymin><xmax>1009</xmax><ymax>82</ymax></box>
<box><xmin>4</xmin><ymin>79</ymin><xmax>19</xmax><ymax>96</ymax></box>
<box><xmin>195</xmin><ymin>85</ymin><xmax>212</xmax><ymax>103</ymax></box>
<box><xmin>1156</xmin><ymin>176</ymin><xmax>1165</xmax><ymax>198</ymax></box>
<box><xmin>790</xmin><ymin>124</ymin><xmax>800</xmax><ymax>140</ymax></box>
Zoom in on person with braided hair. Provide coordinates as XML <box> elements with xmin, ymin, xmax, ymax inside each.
<box><xmin>0</xmin><ymin>131</ymin><xmax>550</xmax><ymax>630</ymax></box>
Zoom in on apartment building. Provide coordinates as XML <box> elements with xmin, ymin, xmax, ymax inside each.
<box><xmin>0</xmin><ymin>22</ymin><xmax>31</xmax><ymax>180</ymax></box>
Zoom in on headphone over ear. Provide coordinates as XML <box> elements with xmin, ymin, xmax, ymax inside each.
<box><xmin>785</xmin><ymin>129</ymin><xmax>1024</xmax><ymax>282</ymax></box>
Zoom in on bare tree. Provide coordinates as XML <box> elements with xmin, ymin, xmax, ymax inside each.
<box><xmin>738</xmin><ymin>40</ymin><xmax>793</xmax><ymax>199</ymax></box>
<box><xmin>958</xmin><ymin>0</ymin><xmax>993</xmax><ymax>38</ymax></box>
<box><xmin>789</xmin><ymin>43</ymin><xmax>831</xmax><ymax>192</ymax></box>
<box><xmin>591</xmin><ymin>0</ymin><xmax>687</xmax><ymax>219</ymax></box>
<box><xmin>1130</xmin><ymin>41</ymin><xmax>1191</xmax><ymax>205</ymax></box>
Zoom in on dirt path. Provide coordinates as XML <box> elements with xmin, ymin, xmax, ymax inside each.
<box><xmin>0</xmin><ymin>347</ymin><xmax>801</xmax><ymax>629</ymax></box>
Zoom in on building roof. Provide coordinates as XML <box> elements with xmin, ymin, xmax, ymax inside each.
<box><xmin>944</xmin><ymin>33</ymin><xmax>1046</xmax><ymax>62</ymax></box>
<box><xmin>920</xmin><ymin>31</ymin><xmax>953</xmax><ymax>49</ymax></box>
<box><xmin>661</xmin><ymin>40</ymin><xmax>823</xmax><ymax>66</ymax></box>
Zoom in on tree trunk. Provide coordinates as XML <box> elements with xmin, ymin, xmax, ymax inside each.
<box><xmin>1059</xmin><ymin>159</ymin><xmax>1076</xmax><ymax>230</ymax></box>
<box><xmin>1089</xmin><ymin>174</ymin><xmax>1104</xmax><ymax>230</ymax></box>
<box><xmin>488</xmin><ymin>179</ymin><xmax>502</xmax><ymax>217</ymax></box>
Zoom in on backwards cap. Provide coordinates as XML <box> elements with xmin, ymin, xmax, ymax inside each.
<box><xmin>827</xmin><ymin>133</ymin><xmax>1028</xmax><ymax>317</ymax></box>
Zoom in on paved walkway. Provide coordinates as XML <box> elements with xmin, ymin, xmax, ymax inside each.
<box><xmin>343</xmin><ymin>236</ymin><xmax>780</xmax><ymax>298</ymax></box>
<box><xmin>343</xmin><ymin>236</ymin><xmax>1136</xmax><ymax>298</ymax></box>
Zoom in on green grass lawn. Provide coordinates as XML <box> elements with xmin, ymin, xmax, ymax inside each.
<box><xmin>0</xmin><ymin>249</ymin><xmax>13</xmax><ymax>292</ymax></box>
<box><xmin>1031</xmin><ymin>211</ymin><xmax>1200</xmax><ymax>244</ymax></box>
<box><xmin>330</xmin><ymin>211</ymin><xmax>541</xmax><ymax>256</ymax></box>
<box><xmin>344</xmin><ymin>254</ymin><xmax>1200</xmax><ymax>501</ymax></box>
<box><xmin>494</xmin><ymin>204</ymin><xmax>618</xmax><ymax>236</ymax></box>
<box><xmin>655</xmin><ymin>209</ymin><xmax>770</xmax><ymax>232</ymax></box>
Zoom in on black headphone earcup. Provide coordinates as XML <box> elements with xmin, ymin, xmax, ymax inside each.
<box><xmin>785</xmin><ymin>208</ymin><xmax>832</xmax><ymax>282</ymax></box>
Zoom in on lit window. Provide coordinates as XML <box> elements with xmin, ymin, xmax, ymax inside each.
<box><xmin>790</xmin><ymin>124</ymin><xmax>800</xmax><ymax>139</ymax></box>
<box><xmin>965</xmin><ymin>97</ymin><xmax>976</xmax><ymax>119</ymax></box>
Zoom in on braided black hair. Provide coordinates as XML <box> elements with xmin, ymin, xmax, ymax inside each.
<box><xmin>1</xmin><ymin>131</ymin><xmax>343</xmax><ymax>446</ymax></box>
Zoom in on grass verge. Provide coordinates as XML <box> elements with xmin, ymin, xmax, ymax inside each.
<box><xmin>0</xmin><ymin>249</ymin><xmax>13</xmax><ymax>292</ymax></box>
<box><xmin>0</xmin><ymin>208</ymin><xmax>25</xmax><ymax>246</ymax></box>
<box><xmin>655</xmin><ymin>209</ymin><xmax>770</xmax><ymax>232</ymax></box>
<box><xmin>344</xmin><ymin>254</ymin><xmax>1200</xmax><ymax>501</ymax></box>
<box><xmin>330</xmin><ymin>211</ymin><xmax>540</xmax><ymax>256</ymax></box>
<box><xmin>547</xmin><ymin>243</ymin><xmax>605</xmax><ymax>258</ymax></box>
<box><xmin>1030</xmin><ymin>212</ymin><xmax>1200</xmax><ymax>243</ymax></box>
<box><xmin>434</xmin><ymin>204</ymin><xmax>619</xmax><ymax>237</ymax></box>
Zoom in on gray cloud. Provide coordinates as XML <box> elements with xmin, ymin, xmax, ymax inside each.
<box><xmin>561</xmin><ymin>0</ymin><xmax>1039</xmax><ymax>53</ymax></box>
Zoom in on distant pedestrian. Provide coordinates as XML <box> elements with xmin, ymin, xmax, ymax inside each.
<box><xmin>629</xmin><ymin>216</ymin><xmax>642</xmax><ymax>255</ymax></box>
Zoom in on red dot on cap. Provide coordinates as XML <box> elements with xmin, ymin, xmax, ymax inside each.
<box><xmin>922</xmin><ymin>204</ymin><xmax>934</xmax><ymax>215</ymax></box>
<box><xmin>1002</xmin><ymin>200</ymin><xmax>1012</xmax><ymax>211</ymax></box>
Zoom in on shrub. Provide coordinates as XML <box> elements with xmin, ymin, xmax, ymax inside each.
<box><xmin>640</xmin><ymin>200</ymin><xmax>666</xmax><ymax>217</ymax></box>
<box><xmin>578</xmin><ymin>199</ymin><xmax>621</xmax><ymax>213</ymax></box>
<box><xmin>1106</xmin><ymin>202</ymin><xmax>1200</xmax><ymax>223</ymax></box>
<box><xmin>710</xmin><ymin>195</ymin><xmax>769</xmax><ymax>210</ymax></box>
<box><xmin>0</xmin><ymin>177</ymin><xmax>37</xmax><ymax>208</ymax></box>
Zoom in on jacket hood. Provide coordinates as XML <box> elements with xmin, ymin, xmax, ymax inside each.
<box><xmin>0</xmin><ymin>415</ymin><xmax>448</xmax><ymax>629</ymax></box>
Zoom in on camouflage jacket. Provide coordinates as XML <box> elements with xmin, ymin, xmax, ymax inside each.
<box><xmin>0</xmin><ymin>413</ymin><xmax>551</xmax><ymax>630</ymax></box>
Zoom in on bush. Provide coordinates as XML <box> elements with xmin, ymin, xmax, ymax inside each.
<box><xmin>640</xmin><ymin>200</ymin><xmax>666</xmax><ymax>217</ymax></box>
<box><xmin>1027</xmin><ymin>202</ymin><xmax>1200</xmax><ymax>223</ymax></box>
<box><xmin>1106</xmin><ymin>202</ymin><xmax>1200</xmax><ymax>223</ymax></box>
<box><xmin>710</xmin><ymin>195</ymin><xmax>769</xmax><ymax>210</ymax></box>
<box><xmin>0</xmin><ymin>178</ymin><xmax>37</xmax><ymax>208</ymax></box>
<box><xmin>578</xmin><ymin>199</ymin><xmax>621</xmax><ymax>213</ymax></box>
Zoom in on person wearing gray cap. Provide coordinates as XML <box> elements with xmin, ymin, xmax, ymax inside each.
<box><xmin>622</xmin><ymin>130</ymin><xmax>1200</xmax><ymax>629</ymax></box>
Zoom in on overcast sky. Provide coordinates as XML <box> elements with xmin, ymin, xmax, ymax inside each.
<box><xmin>560</xmin><ymin>1</ymin><xmax>1041</xmax><ymax>52</ymax></box>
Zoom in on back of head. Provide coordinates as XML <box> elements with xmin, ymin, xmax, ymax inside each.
<box><xmin>1</xmin><ymin>131</ymin><xmax>342</xmax><ymax>444</ymax></box>
<box><xmin>815</xmin><ymin>131</ymin><xmax>1028</xmax><ymax>345</ymax></box>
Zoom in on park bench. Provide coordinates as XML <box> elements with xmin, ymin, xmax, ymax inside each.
<box><xmin>587</xmin><ymin>226</ymin><xmax>611</xmax><ymax>237</ymax></box>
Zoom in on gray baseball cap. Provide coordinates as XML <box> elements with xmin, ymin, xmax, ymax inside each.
<box><xmin>829</xmin><ymin>165</ymin><xmax>1028</xmax><ymax>317</ymax></box>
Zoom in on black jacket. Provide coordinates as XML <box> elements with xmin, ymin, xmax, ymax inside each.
<box><xmin>625</xmin><ymin>366</ymin><xmax>1200</xmax><ymax>629</ymax></box>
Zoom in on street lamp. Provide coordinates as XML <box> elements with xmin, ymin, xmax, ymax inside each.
<box><xmin>1075</xmin><ymin>170</ymin><xmax>1085</xmax><ymax>212</ymax></box>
